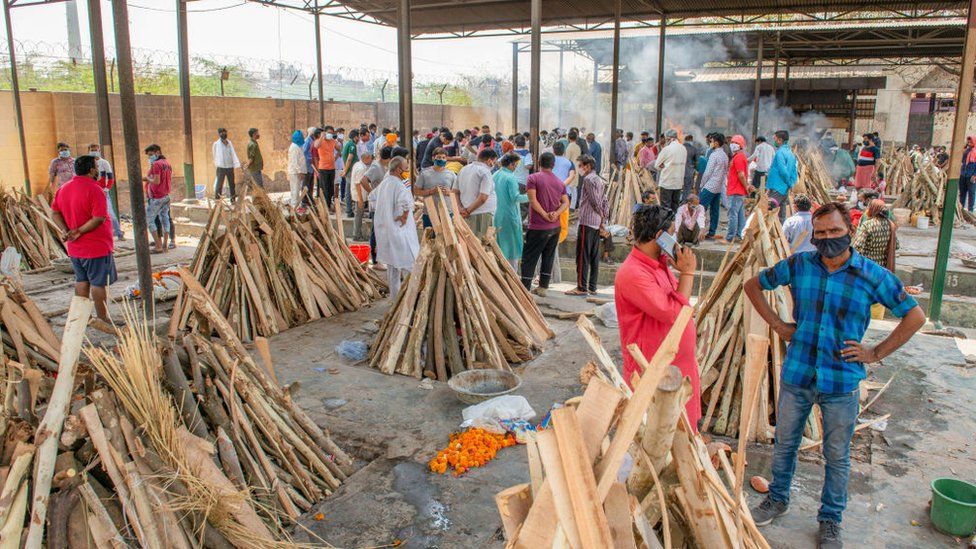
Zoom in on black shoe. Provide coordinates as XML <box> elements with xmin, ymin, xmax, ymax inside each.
<box><xmin>750</xmin><ymin>496</ymin><xmax>789</xmax><ymax>526</ymax></box>
<box><xmin>818</xmin><ymin>521</ymin><xmax>842</xmax><ymax>549</ymax></box>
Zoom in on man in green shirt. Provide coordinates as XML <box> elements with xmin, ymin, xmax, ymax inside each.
<box><xmin>340</xmin><ymin>129</ymin><xmax>360</xmax><ymax>217</ymax></box>
<box><xmin>245</xmin><ymin>127</ymin><xmax>264</xmax><ymax>189</ymax></box>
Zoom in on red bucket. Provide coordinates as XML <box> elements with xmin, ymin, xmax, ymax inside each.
<box><xmin>349</xmin><ymin>244</ymin><xmax>371</xmax><ymax>264</ymax></box>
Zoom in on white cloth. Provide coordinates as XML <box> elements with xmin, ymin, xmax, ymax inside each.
<box><xmin>373</xmin><ymin>174</ymin><xmax>420</xmax><ymax>270</ymax></box>
<box><xmin>287</xmin><ymin>143</ymin><xmax>306</xmax><ymax>175</ymax></box>
<box><xmin>675</xmin><ymin>203</ymin><xmax>705</xmax><ymax>230</ymax></box>
<box><xmin>654</xmin><ymin>139</ymin><xmax>688</xmax><ymax>190</ymax></box>
<box><xmin>750</xmin><ymin>141</ymin><xmax>776</xmax><ymax>172</ymax></box>
<box><xmin>388</xmin><ymin>266</ymin><xmax>408</xmax><ymax>297</ymax></box>
<box><xmin>212</xmin><ymin>139</ymin><xmax>241</xmax><ymax>169</ymax></box>
<box><xmin>288</xmin><ymin>173</ymin><xmax>302</xmax><ymax>206</ymax></box>
<box><xmin>350</xmin><ymin>161</ymin><xmax>368</xmax><ymax>202</ymax></box>
<box><xmin>457</xmin><ymin>161</ymin><xmax>496</xmax><ymax>215</ymax></box>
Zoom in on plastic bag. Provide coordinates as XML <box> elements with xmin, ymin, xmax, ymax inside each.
<box><xmin>596</xmin><ymin>302</ymin><xmax>618</xmax><ymax>328</ymax></box>
<box><xmin>0</xmin><ymin>247</ymin><xmax>22</xmax><ymax>280</ymax></box>
<box><xmin>460</xmin><ymin>395</ymin><xmax>536</xmax><ymax>433</ymax></box>
<box><xmin>335</xmin><ymin>340</ymin><xmax>369</xmax><ymax>362</ymax></box>
<box><xmin>607</xmin><ymin>224</ymin><xmax>629</xmax><ymax>237</ymax></box>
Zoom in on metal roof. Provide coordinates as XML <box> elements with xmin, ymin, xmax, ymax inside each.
<box><xmin>327</xmin><ymin>1</ymin><xmax>966</xmax><ymax>36</ymax></box>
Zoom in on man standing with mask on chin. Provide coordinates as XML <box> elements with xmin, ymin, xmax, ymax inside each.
<box><xmin>373</xmin><ymin>156</ymin><xmax>419</xmax><ymax>296</ymax></box>
<box><xmin>744</xmin><ymin>202</ymin><xmax>925</xmax><ymax>549</ymax></box>
<box><xmin>457</xmin><ymin>148</ymin><xmax>499</xmax><ymax>237</ymax></box>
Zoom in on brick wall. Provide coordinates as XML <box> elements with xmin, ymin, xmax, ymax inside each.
<box><xmin>0</xmin><ymin>90</ymin><xmax>492</xmax><ymax>208</ymax></box>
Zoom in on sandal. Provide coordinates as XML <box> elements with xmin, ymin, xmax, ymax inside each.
<box><xmin>564</xmin><ymin>288</ymin><xmax>587</xmax><ymax>296</ymax></box>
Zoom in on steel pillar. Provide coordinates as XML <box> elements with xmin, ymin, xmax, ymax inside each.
<box><xmin>176</xmin><ymin>0</ymin><xmax>196</xmax><ymax>202</ymax></box>
<box><xmin>848</xmin><ymin>89</ymin><xmax>858</xmax><ymax>148</ymax></box>
<box><xmin>751</xmin><ymin>32</ymin><xmax>764</xmax><ymax>145</ymax></box>
<box><xmin>3</xmin><ymin>0</ymin><xmax>30</xmax><ymax>195</ymax></box>
<box><xmin>529</xmin><ymin>0</ymin><xmax>541</xmax><ymax>164</ymax></box>
<box><xmin>783</xmin><ymin>60</ymin><xmax>791</xmax><ymax>105</ymax></box>
<box><xmin>511</xmin><ymin>42</ymin><xmax>518</xmax><ymax>134</ymax></box>
<box><xmin>397</xmin><ymin>0</ymin><xmax>414</xmax><ymax>176</ymax></box>
<box><xmin>314</xmin><ymin>1</ymin><xmax>325</xmax><ymax>125</ymax></box>
<box><xmin>655</xmin><ymin>17</ymin><xmax>666</xmax><ymax>138</ymax></box>
<box><xmin>932</xmin><ymin>0</ymin><xmax>976</xmax><ymax>325</ymax></box>
<box><xmin>87</xmin><ymin>0</ymin><xmax>117</xmax><ymax>212</ymax></box>
<box><xmin>610</xmin><ymin>0</ymin><xmax>620</xmax><ymax>140</ymax></box>
<box><xmin>110</xmin><ymin>0</ymin><xmax>154</xmax><ymax>314</ymax></box>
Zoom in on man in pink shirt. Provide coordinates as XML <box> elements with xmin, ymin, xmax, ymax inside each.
<box><xmin>519</xmin><ymin>152</ymin><xmax>569</xmax><ymax>297</ymax></box>
<box><xmin>142</xmin><ymin>144</ymin><xmax>173</xmax><ymax>253</ymax></box>
<box><xmin>614</xmin><ymin>204</ymin><xmax>702</xmax><ymax>428</ymax></box>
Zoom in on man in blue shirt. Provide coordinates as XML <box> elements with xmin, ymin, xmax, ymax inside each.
<box><xmin>765</xmin><ymin>129</ymin><xmax>798</xmax><ymax>222</ymax></box>
<box><xmin>744</xmin><ymin>202</ymin><xmax>924</xmax><ymax>549</ymax></box>
<box><xmin>551</xmin><ymin>141</ymin><xmax>576</xmax><ymax>208</ymax></box>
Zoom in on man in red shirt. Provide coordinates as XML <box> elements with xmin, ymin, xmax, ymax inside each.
<box><xmin>724</xmin><ymin>134</ymin><xmax>752</xmax><ymax>243</ymax></box>
<box><xmin>614</xmin><ymin>204</ymin><xmax>701</xmax><ymax>427</ymax></box>
<box><xmin>142</xmin><ymin>144</ymin><xmax>173</xmax><ymax>253</ymax></box>
<box><xmin>51</xmin><ymin>155</ymin><xmax>117</xmax><ymax>328</ymax></box>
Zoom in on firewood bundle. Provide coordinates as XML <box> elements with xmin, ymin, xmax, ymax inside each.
<box><xmin>2</xmin><ymin>282</ymin><xmax>352</xmax><ymax>547</ymax></box>
<box><xmin>792</xmin><ymin>144</ymin><xmax>833</xmax><ymax>206</ymax></box>
<box><xmin>369</xmin><ymin>197</ymin><xmax>553</xmax><ymax>379</ymax></box>
<box><xmin>0</xmin><ymin>188</ymin><xmax>67</xmax><ymax>271</ymax></box>
<box><xmin>879</xmin><ymin>149</ymin><xmax>916</xmax><ymax>196</ymax></box>
<box><xmin>606</xmin><ymin>165</ymin><xmax>656</xmax><ymax>227</ymax></box>
<box><xmin>0</xmin><ymin>278</ymin><xmax>61</xmax><ymax>374</ymax></box>
<box><xmin>170</xmin><ymin>191</ymin><xmax>386</xmax><ymax>341</ymax></box>
<box><xmin>496</xmin><ymin>310</ymin><xmax>771</xmax><ymax>549</ymax></box>
<box><xmin>894</xmin><ymin>159</ymin><xmax>976</xmax><ymax>226</ymax></box>
<box><xmin>694</xmin><ymin>206</ymin><xmax>823</xmax><ymax>445</ymax></box>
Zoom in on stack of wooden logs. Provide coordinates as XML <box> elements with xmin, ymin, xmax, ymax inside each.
<box><xmin>2</xmin><ymin>276</ymin><xmax>352</xmax><ymax>547</ymax></box>
<box><xmin>894</xmin><ymin>159</ymin><xmax>976</xmax><ymax>226</ymax></box>
<box><xmin>496</xmin><ymin>309</ymin><xmax>771</xmax><ymax>549</ymax></box>
<box><xmin>792</xmin><ymin>144</ymin><xmax>834</xmax><ymax>206</ymax></box>
<box><xmin>693</xmin><ymin>205</ymin><xmax>823</xmax><ymax>445</ymax></box>
<box><xmin>0</xmin><ymin>278</ymin><xmax>61</xmax><ymax>375</ymax></box>
<box><xmin>170</xmin><ymin>192</ymin><xmax>386</xmax><ymax>341</ymax></box>
<box><xmin>606</xmin><ymin>165</ymin><xmax>656</xmax><ymax>227</ymax></box>
<box><xmin>369</xmin><ymin>196</ymin><xmax>553</xmax><ymax>380</ymax></box>
<box><xmin>0</xmin><ymin>188</ymin><xmax>67</xmax><ymax>271</ymax></box>
<box><xmin>879</xmin><ymin>149</ymin><xmax>916</xmax><ymax>196</ymax></box>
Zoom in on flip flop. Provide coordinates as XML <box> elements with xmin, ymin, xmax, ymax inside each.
<box><xmin>564</xmin><ymin>288</ymin><xmax>587</xmax><ymax>296</ymax></box>
<box><xmin>150</xmin><ymin>249</ymin><xmax>163</xmax><ymax>254</ymax></box>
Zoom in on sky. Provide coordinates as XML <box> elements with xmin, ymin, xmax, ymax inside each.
<box><xmin>0</xmin><ymin>0</ymin><xmax>595</xmax><ymax>84</ymax></box>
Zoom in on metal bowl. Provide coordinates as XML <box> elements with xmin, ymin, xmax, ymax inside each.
<box><xmin>447</xmin><ymin>369</ymin><xmax>522</xmax><ymax>405</ymax></box>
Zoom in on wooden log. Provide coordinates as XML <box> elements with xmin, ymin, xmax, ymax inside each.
<box><xmin>495</xmin><ymin>483</ymin><xmax>532</xmax><ymax>541</ymax></box>
<box><xmin>605</xmin><ymin>482</ymin><xmax>638</xmax><ymax>549</ymax></box>
<box><xmin>24</xmin><ymin>296</ymin><xmax>92</xmax><ymax>549</ymax></box>
<box><xmin>627</xmin><ymin>366</ymin><xmax>690</xmax><ymax>499</ymax></box>
<box><xmin>77</xmin><ymin>482</ymin><xmax>126</xmax><ymax>549</ymax></box>
<box><xmin>0</xmin><ymin>481</ymin><xmax>27</xmax><ymax>549</ymax></box>
<box><xmin>551</xmin><ymin>407</ymin><xmax>613</xmax><ymax>548</ymax></box>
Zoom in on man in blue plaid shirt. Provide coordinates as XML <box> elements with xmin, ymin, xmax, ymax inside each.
<box><xmin>744</xmin><ymin>201</ymin><xmax>925</xmax><ymax>549</ymax></box>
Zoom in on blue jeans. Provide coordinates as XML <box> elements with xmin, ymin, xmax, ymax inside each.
<box><xmin>725</xmin><ymin>195</ymin><xmax>746</xmax><ymax>240</ymax></box>
<box><xmin>105</xmin><ymin>190</ymin><xmax>123</xmax><ymax>239</ymax></box>
<box><xmin>699</xmin><ymin>188</ymin><xmax>722</xmax><ymax>236</ymax></box>
<box><xmin>768</xmin><ymin>381</ymin><xmax>859</xmax><ymax>524</ymax></box>
<box><xmin>960</xmin><ymin>177</ymin><xmax>976</xmax><ymax>212</ymax></box>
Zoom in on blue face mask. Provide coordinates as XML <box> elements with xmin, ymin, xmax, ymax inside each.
<box><xmin>148</xmin><ymin>154</ymin><xmax>158</xmax><ymax>164</ymax></box>
<box><xmin>434</xmin><ymin>159</ymin><xmax>447</xmax><ymax>168</ymax></box>
<box><xmin>59</xmin><ymin>150</ymin><xmax>70</xmax><ymax>159</ymax></box>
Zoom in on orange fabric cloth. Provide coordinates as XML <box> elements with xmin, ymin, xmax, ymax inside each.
<box><xmin>316</xmin><ymin>139</ymin><xmax>338</xmax><ymax>170</ymax></box>
<box><xmin>614</xmin><ymin>248</ymin><xmax>701</xmax><ymax>429</ymax></box>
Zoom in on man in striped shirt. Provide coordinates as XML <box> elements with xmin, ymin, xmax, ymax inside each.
<box><xmin>567</xmin><ymin>155</ymin><xmax>609</xmax><ymax>296</ymax></box>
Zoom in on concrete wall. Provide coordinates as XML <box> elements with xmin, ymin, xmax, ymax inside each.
<box><xmin>872</xmin><ymin>75</ymin><xmax>913</xmax><ymax>146</ymax></box>
<box><xmin>0</xmin><ymin>90</ymin><xmax>491</xmax><ymax>202</ymax></box>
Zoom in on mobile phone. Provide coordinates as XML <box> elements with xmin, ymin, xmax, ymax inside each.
<box><xmin>656</xmin><ymin>230</ymin><xmax>679</xmax><ymax>262</ymax></box>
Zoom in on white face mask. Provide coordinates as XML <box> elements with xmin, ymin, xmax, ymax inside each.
<box><xmin>325</xmin><ymin>133</ymin><xmax>334</xmax><ymax>140</ymax></box>
<box><xmin>338</xmin><ymin>133</ymin><xmax>345</xmax><ymax>140</ymax></box>
<box><xmin>90</xmin><ymin>151</ymin><xmax>101</xmax><ymax>158</ymax></box>
<box><xmin>730</xmin><ymin>143</ymin><xmax>741</xmax><ymax>152</ymax></box>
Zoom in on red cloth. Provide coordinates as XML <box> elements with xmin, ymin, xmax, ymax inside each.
<box><xmin>727</xmin><ymin>151</ymin><xmax>749</xmax><ymax>195</ymax></box>
<box><xmin>854</xmin><ymin>164</ymin><xmax>875</xmax><ymax>189</ymax></box>
<box><xmin>51</xmin><ymin>175</ymin><xmax>113</xmax><ymax>259</ymax></box>
<box><xmin>614</xmin><ymin>248</ymin><xmax>701</xmax><ymax>428</ymax></box>
<box><xmin>147</xmin><ymin>158</ymin><xmax>172</xmax><ymax>198</ymax></box>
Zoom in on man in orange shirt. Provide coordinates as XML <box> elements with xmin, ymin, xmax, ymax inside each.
<box><xmin>315</xmin><ymin>125</ymin><xmax>340</xmax><ymax>208</ymax></box>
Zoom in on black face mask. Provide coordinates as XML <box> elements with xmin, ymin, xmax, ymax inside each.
<box><xmin>810</xmin><ymin>234</ymin><xmax>851</xmax><ymax>258</ymax></box>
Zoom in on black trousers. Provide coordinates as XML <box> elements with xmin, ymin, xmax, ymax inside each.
<box><xmin>215</xmin><ymin>167</ymin><xmax>236</xmax><ymax>200</ymax></box>
<box><xmin>575</xmin><ymin>225</ymin><xmax>601</xmax><ymax>292</ymax></box>
<box><xmin>520</xmin><ymin>228</ymin><xmax>560</xmax><ymax>290</ymax></box>
<box><xmin>317</xmin><ymin>168</ymin><xmax>336</xmax><ymax>207</ymax></box>
<box><xmin>302</xmin><ymin>171</ymin><xmax>316</xmax><ymax>206</ymax></box>
<box><xmin>660</xmin><ymin>188</ymin><xmax>682</xmax><ymax>212</ymax></box>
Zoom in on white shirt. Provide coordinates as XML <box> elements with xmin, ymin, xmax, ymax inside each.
<box><xmin>212</xmin><ymin>139</ymin><xmax>241</xmax><ymax>169</ymax></box>
<box><xmin>675</xmin><ymin>203</ymin><xmax>705</xmax><ymax>230</ymax></box>
<box><xmin>350</xmin><ymin>160</ymin><xmax>368</xmax><ymax>201</ymax></box>
<box><xmin>287</xmin><ymin>143</ymin><xmax>306</xmax><ymax>175</ymax></box>
<box><xmin>654</xmin><ymin>139</ymin><xmax>688</xmax><ymax>190</ymax></box>
<box><xmin>373</xmin><ymin>174</ymin><xmax>420</xmax><ymax>270</ymax></box>
<box><xmin>456</xmin><ymin>161</ymin><xmax>496</xmax><ymax>215</ymax></box>
<box><xmin>750</xmin><ymin>142</ymin><xmax>776</xmax><ymax>172</ymax></box>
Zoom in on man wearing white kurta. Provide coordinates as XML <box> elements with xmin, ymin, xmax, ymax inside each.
<box><xmin>372</xmin><ymin>156</ymin><xmax>419</xmax><ymax>296</ymax></box>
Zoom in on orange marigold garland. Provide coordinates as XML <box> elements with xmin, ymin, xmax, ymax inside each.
<box><xmin>428</xmin><ymin>428</ymin><xmax>517</xmax><ymax>476</ymax></box>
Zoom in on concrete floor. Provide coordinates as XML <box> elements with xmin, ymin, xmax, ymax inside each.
<box><xmin>24</xmin><ymin>213</ymin><xmax>976</xmax><ymax>549</ymax></box>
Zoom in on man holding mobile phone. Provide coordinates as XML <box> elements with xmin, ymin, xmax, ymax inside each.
<box><xmin>614</xmin><ymin>204</ymin><xmax>701</xmax><ymax>426</ymax></box>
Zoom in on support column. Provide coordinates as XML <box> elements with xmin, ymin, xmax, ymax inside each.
<box><xmin>110</xmin><ymin>0</ymin><xmax>154</xmax><ymax>314</ymax></box>
<box><xmin>557</xmin><ymin>49</ymin><xmax>564</xmax><ymax>128</ymax></box>
<box><xmin>655</xmin><ymin>17</ymin><xmax>666</xmax><ymax>138</ymax></box>
<box><xmin>783</xmin><ymin>60</ymin><xmax>791</xmax><ymax>105</ymax></box>
<box><xmin>3</xmin><ymin>0</ymin><xmax>30</xmax><ymax>195</ymax></box>
<box><xmin>610</xmin><ymin>0</ymin><xmax>620</xmax><ymax>142</ymax></box>
<box><xmin>751</xmin><ymin>32</ymin><xmax>764</xmax><ymax>145</ymax></box>
<box><xmin>592</xmin><ymin>59</ymin><xmax>599</xmax><ymax>132</ymax></box>
<box><xmin>771</xmin><ymin>31</ymin><xmax>780</xmax><ymax>100</ymax></box>
<box><xmin>397</xmin><ymin>0</ymin><xmax>414</xmax><ymax>174</ymax></box>
<box><xmin>529</xmin><ymin>0</ymin><xmax>541</xmax><ymax>165</ymax></box>
<box><xmin>176</xmin><ymin>0</ymin><xmax>196</xmax><ymax>202</ymax></box>
<box><xmin>511</xmin><ymin>42</ymin><xmax>518</xmax><ymax>133</ymax></box>
<box><xmin>88</xmin><ymin>0</ymin><xmax>117</xmax><ymax>212</ymax></box>
<box><xmin>847</xmin><ymin>89</ymin><xmax>858</xmax><ymax>148</ymax></box>
<box><xmin>314</xmin><ymin>1</ymin><xmax>325</xmax><ymax>125</ymax></box>
<box><xmin>932</xmin><ymin>0</ymin><xmax>976</xmax><ymax>325</ymax></box>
